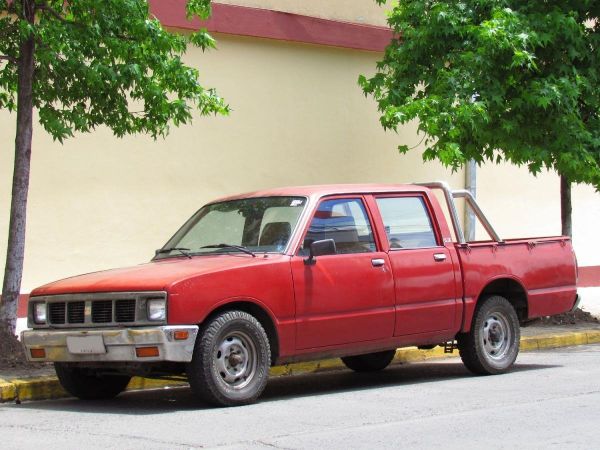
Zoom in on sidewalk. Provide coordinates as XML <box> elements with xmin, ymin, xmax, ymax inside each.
<box><xmin>2</xmin><ymin>323</ymin><xmax>600</xmax><ymax>403</ymax></box>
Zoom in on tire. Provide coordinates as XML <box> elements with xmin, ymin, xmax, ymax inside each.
<box><xmin>187</xmin><ymin>310</ymin><xmax>271</xmax><ymax>407</ymax></box>
<box><xmin>54</xmin><ymin>363</ymin><xmax>131</xmax><ymax>400</ymax></box>
<box><xmin>457</xmin><ymin>295</ymin><xmax>520</xmax><ymax>375</ymax></box>
<box><xmin>341</xmin><ymin>350</ymin><xmax>396</xmax><ymax>372</ymax></box>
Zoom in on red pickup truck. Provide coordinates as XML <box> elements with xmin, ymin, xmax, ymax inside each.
<box><xmin>22</xmin><ymin>182</ymin><xmax>578</xmax><ymax>406</ymax></box>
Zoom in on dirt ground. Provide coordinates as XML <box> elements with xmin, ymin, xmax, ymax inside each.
<box><xmin>527</xmin><ymin>307</ymin><xmax>599</xmax><ymax>326</ymax></box>
<box><xmin>0</xmin><ymin>328</ymin><xmax>44</xmax><ymax>371</ymax></box>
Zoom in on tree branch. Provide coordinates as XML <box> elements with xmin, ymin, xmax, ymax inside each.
<box><xmin>0</xmin><ymin>55</ymin><xmax>17</xmax><ymax>64</ymax></box>
<box><xmin>35</xmin><ymin>2</ymin><xmax>68</xmax><ymax>22</ymax></box>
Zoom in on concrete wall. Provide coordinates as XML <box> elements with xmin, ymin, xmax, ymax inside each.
<box><xmin>476</xmin><ymin>164</ymin><xmax>600</xmax><ymax>267</ymax></box>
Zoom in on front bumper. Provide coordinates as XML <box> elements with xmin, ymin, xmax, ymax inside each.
<box><xmin>21</xmin><ymin>325</ymin><xmax>199</xmax><ymax>363</ymax></box>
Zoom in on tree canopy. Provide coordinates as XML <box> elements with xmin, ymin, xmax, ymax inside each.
<box><xmin>360</xmin><ymin>0</ymin><xmax>600</xmax><ymax>188</ymax></box>
<box><xmin>0</xmin><ymin>0</ymin><xmax>228</xmax><ymax>141</ymax></box>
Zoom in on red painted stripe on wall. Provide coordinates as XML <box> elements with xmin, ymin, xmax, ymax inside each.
<box><xmin>579</xmin><ymin>265</ymin><xmax>600</xmax><ymax>288</ymax></box>
<box><xmin>17</xmin><ymin>294</ymin><xmax>29</xmax><ymax>317</ymax></box>
<box><xmin>149</xmin><ymin>1</ymin><xmax>393</xmax><ymax>52</ymax></box>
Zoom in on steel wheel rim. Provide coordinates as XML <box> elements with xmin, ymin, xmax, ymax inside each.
<box><xmin>481</xmin><ymin>311</ymin><xmax>512</xmax><ymax>362</ymax></box>
<box><xmin>214</xmin><ymin>331</ymin><xmax>257</xmax><ymax>389</ymax></box>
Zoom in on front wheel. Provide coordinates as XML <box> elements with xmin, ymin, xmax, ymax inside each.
<box><xmin>457</xmin><ymin>295</ymin><xmax>520</xmax><ymax>375</ymax></box>
<box><xmin>54</xmin><ymin>363</ymin><xmax>131</xmax><ymax>400</ymax></box>
<box><xmin>341</xmin><ymin>350</ymin><xmax>396</xmax><ymax>372</ymax></box>
<box><xmin>187</xmin><ymin>310</ymin><xmax>271</xmax><ymax>407</ymax></box>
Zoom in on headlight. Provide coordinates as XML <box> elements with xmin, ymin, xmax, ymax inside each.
<box><xmin>147</xmin><ymin>298</ymin><xmax>166</xmax><ymax>321</ymax></box>
<box><xmin>33</xmin><ymin>302</ymin><xmax>47</xmax><ymax>324</ymax></box>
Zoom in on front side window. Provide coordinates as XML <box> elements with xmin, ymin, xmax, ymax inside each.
<box><xmin>376</xmin><ymin>196</ymin><xmax>437</xmax><ymax>249</ymax></box>
<box><xmin>156</xmin><ymin>196</ymin><xmax>306</xmax><ymax>258</ymax></box>
<box><xmin>301</xmin><ymin>198</ymin><xmax>375</xmax><ymax>255</ymax></box>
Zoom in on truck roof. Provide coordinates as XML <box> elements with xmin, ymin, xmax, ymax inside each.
<box><xmin>210</xmin><ymin>183</ymin><xmax>430</xmax><ymax>203</ymax></box>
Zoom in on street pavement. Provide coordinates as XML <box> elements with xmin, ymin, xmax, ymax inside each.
<box><xmin>1</xmin><ymin>344</ymin><xmax>599</xmax><ymax>449</ymax></box>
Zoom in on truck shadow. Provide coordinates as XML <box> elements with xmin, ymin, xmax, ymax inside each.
<box><xmin>262</xmin><ymin>360</ymin><xmax>558</xmax><ymax>402</ymax></box>
<box><xmin>13</xmin><ymin>360</ymin><xmax>558</xmax><ymax>415</ymax></box>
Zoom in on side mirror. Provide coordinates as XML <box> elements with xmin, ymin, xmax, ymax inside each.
<box><xmin>304</xmin><ymin>239</ymin><xmax>336</xmax><ymax>265</ymax></box>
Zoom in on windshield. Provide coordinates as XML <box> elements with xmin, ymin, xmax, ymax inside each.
<box><xmin>155</xmin><ymin>196</ymin><xmax>307</xmax><ymax>258</ymax></box>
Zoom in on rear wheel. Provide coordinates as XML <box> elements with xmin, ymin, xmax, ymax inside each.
<box><xmin>54</xmin><ymin>363</ymin><xmax>131</xmax><ymax>400</ymax></box>
<box><xmin>457</xmin><ymin>295</ymin><xmax>520</xmax><ymax>375</ymax></box>
<box><xmin>187</xmin><ymin>310</ymin><xmax>271</xmax><ymax>407</ymax></box>
<box><xmin>341</xmin><ymin>350</ymin><xmax>396</xmax><ymax>372</ymax></box>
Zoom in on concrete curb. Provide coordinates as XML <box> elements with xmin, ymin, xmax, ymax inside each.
<box><xmin>2</xmin><ymin>329</ymin><xmax>600</xmax><ymax>403</ymax></box>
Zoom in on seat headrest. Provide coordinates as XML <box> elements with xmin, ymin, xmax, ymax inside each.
<box><xmin>259</xmin><ymin>222</ymin><xmax>292</xmax><ymax>246</ymax></box>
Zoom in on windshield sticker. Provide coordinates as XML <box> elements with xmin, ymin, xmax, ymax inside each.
<box><xmin>290</xmin><ymin>199</ymin><xmax>304</xmax><ymax>207</ymax></box>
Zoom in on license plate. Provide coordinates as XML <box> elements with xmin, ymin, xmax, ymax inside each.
<box><xmin>66</xmin><ymin>335</ymin><xmax>106</xmax><ymax>354</ymax></box>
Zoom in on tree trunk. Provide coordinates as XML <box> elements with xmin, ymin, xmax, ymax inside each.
<box><xmin>0</xmin><ymin>0</ymin><xmax>35</xmax><ymax>335</ymax></box>
<box><xmin>560</xmin><ymin>175</ymin><xmax>572</xmax><ymax>237</ymax></box>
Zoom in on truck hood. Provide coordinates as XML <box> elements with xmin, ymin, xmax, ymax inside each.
<box><xmin>30</xmin><ymin>254</ymin><xmax>286</xmax><ymax>296</ymax></box>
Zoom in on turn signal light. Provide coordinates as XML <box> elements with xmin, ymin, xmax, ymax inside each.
<box><xmin>30</xmin><ymin>348</ymin><xmax>46</xmax><ymax>359</ymax></box>
<box><xmin>135</xmin><ymin>346</ymin><xmax>159</xmax><ymax>358</ymax></box>
<box><xmin>173</xmin><ymin>330</ymin><xmax>189</xmax><ymax>340</ymax></box>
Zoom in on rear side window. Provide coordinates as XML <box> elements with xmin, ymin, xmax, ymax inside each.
<box><xmin>376</xmin><ymin>197</ymin><xmax>437</xmax><ymax>249</ymax></box>
<box><xmin>301</xmin><ymin>198</ymin><xmax>375</xmax><ymax>255</ymax></box>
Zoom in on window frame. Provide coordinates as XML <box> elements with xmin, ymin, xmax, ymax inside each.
<box><xmin>371</xmin><ymin>193</ymin><xmax>444</xmax><ymax>251</ymax></box>
<box><xmin>294</xmin><ymin>195</ymin><xmax>383</xmax><ymax>256</ymax></box>
<box><xmin>154</xmin><ymin>195</ymin><xmax>309</xmax><ymax>260</ymax></box>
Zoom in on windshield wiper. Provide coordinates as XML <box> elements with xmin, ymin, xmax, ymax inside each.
<box><xmin>155</xmin><ymin>247</ymin><xmax>192</xmax><ymax>259</ymax></box>
<box><xmin>200</xmin><ymin>244</ymin><xmax>256</xmax><ymax>257</ymax></box>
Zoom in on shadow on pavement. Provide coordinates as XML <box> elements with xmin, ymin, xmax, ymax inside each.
<box><xmin>12</xmin><ymin>359</ymin><xmax>559</xmax><ymax>415</ymax></box>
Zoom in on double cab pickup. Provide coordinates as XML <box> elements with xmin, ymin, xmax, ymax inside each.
<box><xmin>22</xmin><ymin>182</ymin><xmax>579</xmax><ymax>406</ymax></box>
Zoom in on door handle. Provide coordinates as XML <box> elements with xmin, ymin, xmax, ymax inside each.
<box><xmin>371</xmin><ymin>258</ymin><xmax>385</xmax><ymax>267</ymax></box>
<box><xmin>433</xmin><ymin>253</ymin><xmax>447</xmax><ymax>262</ymax></box>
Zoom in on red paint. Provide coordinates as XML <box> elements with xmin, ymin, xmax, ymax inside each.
<box><xmin>17</xmin><ymin>294</ymin><xmax>29</xmax><ymax>317</ymax></box>
<box><xmin>26</xmin><ymin>184</ymin><xmax>581</xmax><ymax>363</ymax></box>
<box><xmin>579</xmin><ymin>265</ymin><xmax>600</xmax><ymax>288</ymax></box>
<box><xmin>457</xmin><ymin>239</ymin><xmax>577</xmax><ymax>330</ymax></box>
<box><xmin>149</xmin><ymin>1</ymin><xmax>393</xmax><ymax>52</ymax></box>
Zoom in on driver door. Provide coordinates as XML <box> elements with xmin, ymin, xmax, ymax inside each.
<box><xmin>291</xmin><ymin>196</ymin><xmax>395</xmax><ymax>349</ymax></box>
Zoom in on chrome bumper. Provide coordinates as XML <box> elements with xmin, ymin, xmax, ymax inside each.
<box><xmin>21</xmin><ymin>325</ymin><xmax>199</xmax><ymax>363</ymax></box>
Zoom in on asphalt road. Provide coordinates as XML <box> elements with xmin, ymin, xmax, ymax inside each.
<box><xmin>2</xmin><ymin>344</ymin><xmax>599</xmax><ymax>449</ymax></box>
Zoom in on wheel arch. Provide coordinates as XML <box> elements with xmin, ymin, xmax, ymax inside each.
<box><xmin>201</xmin><ymin>300</ymin><xmax>280</xmax><ymax>365</ymax></box>
<box><xmin>476</xmin><ymin>277</ymin><xmax>528</xmax><ymax>321</ymax></box>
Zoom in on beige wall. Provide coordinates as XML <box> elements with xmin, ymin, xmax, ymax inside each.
<box><xmin>0</xmin><ymin>33</ymin><xmax>462</xmax><ymax>292</ymax></box>
<box><xmin>476</xmin><ymin>164</ymin><xmax>600</xmax><ymax>267</ymax></box>
<box><xmin>215</xmin><ymin>0</ymin><xmax>390</xmax><ymax>26</ymax></box>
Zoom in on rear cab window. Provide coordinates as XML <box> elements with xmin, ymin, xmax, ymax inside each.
<box><xmin>375</xmin><ymin>196</ymin><xmax>439</xmax><ymax>249</ymax></box>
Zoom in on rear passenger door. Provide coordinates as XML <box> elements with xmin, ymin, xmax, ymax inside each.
<box><xmin>374</xmin><ymin>194</ymin><xmax>458</xmax><ymax>336</ymax></box>
<box><xmin>291</xmin><ymin>196</ymin><xmax>395</xmax><ymax>349</ymax></box>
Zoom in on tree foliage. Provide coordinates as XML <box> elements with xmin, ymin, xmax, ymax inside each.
<box><xmin>0</xmin><ymin>0</ymin><xmax>228</xmax><ymax>141</ymax></box>
<box><xmin>361</xmin><ymin>0</ymin><xmax>600</xmax><ymax>188</ymax></box>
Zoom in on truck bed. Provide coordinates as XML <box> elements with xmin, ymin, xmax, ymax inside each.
<box><xmin>456</xmin><ymin>236</ymin><xmax>578</xmax><ymax>331</ymax></box>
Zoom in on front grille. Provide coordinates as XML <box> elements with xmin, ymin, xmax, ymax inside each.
<box><xmin>67</xmin><ymin>301</ymin><xmax>85</xmax><ymax>324</ymax></box>
<box><xmin>92</xmin><ymin>300</ymin><xmax>113</xmax><ymax>323</ymax></box>
<box><xmin>115</xmin><ymin>299</ymin><xmax>136</xmax><ymax>323</ymax></box>
<box><xmin>48</xmin><ymin>302</ymin><xmax>66</xmax><ymax>324</ymax></box>
<box><xmin>31</xmin><ymin>292</ymin><xmax>166</xmax><ymax>328</ymax></box>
